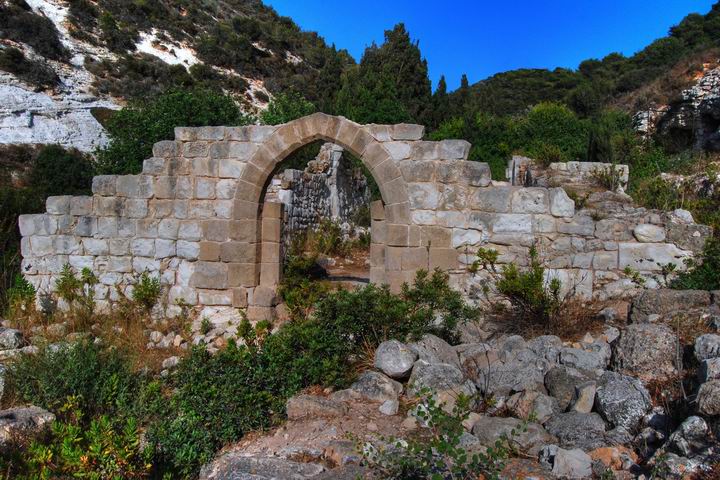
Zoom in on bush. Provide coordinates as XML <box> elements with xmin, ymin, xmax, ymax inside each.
<box><xmin>131</xmin><ymin>271</ymin><xmax>161</xmax><ymax>313</ymax></box>
<box><xmin>0</xmin><ymin>2</ymin><xmax>68</xmax><ymax>60</ymax></box>
<box><xmin>0</xmin><ymin>47</ymin><xmax>58</xmax><ymax>90</ymax></box>
<box><xmin>7</xmin><ymin>340</ymin><xmax>146</xmax><ymax>419</ymax></box>
<box><xmin>96</xmin><ymin>88</ymin><xmax>253</xmax><ymax>174</ymax></box>
<box><xmin>671</xmin><ymin>237</ymin><xmax>720</xmax><ymax>290</ymax></box>
<box><xmin>260</xmin><ymin>91</ymin><xmax>316</xmax><ymax>125</ymax></box>
<box><xmin>27</xmin><ymin>145</ymin><xmax>94</xmax><ymax>197</ymax></box>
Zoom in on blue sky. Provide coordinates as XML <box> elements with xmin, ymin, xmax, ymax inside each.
<box><xmin>264</xmin><ymin>0</ymin><xmax>716</xmax><ymax>91</ymax></box>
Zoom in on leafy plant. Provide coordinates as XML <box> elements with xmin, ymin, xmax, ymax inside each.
<box><xmin>260</xmin><ymin>91</ymin><xmax>316</xmax><ymax>125</ymax></box>
<box><xmin>55</xmin><ymin>264</ymin><xmax>98</xmax><ymax>325</ymax></box>
<box><xmin>359</xmin><ymin>388</ymin><xmax>512</xmax><ymax>479</ymax></box>
<box><xmin>7</xmin><ymin>274</ymin><xmax>35</xmax><ymax>317</ymax></box>
<box><xmin>131</xmin><ymin>271</ymin><xmax>161</xmax><ymax>313</ymax></box>
<box><xmin>671</xmin><ymin>237</ymin><xmax>720</xmax><ymax>290</ymax></box>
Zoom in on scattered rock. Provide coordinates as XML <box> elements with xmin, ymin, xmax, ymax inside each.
<box><xmin>348</xmin><ymin>371</ymin><xmax>402</xmax><ymax>403</ymax></box>
<box><xmin>199</xmin><ymin>454</ymin><xmax>325</xmax><ymax>480</ymax></box>
<box><xmin>589</xmin><ymin>446</ymin><xmax>638</xmax><ymax>472</ymax></box>
<box><xmin>551</xmin><ymin>447</ymin><xmax>593</xmax><ymax>479</ymax></box>
<box><xmin>544</xmin><ymin>365</ymin><xmax>592</xmax><ymax>410</ymax></box>
<box><xmin>408</xmin><ymin>360</ymin><xmax>469</xmax><ymax>396</ymax></box>
<box><xmin>613</xmin><ymin>323</ymin><xmax>678</xmax><ymax>381</ymax></box>
<box><xmin>630</xmin><ymin>289</ymin><xmax>711</xmax><ymax>323</ymax></box>
<box><xmin>473</xmin><ymin>357</ymin><xmax>546</xmax><ymax>397</ymax></box>
<box><xmin>471</xmin><ymin>416</ymin><xmax>556</xmax><ymax>456</ymax></box>
<box><xmin>695</xmin><ymin>334</ymin><xmax>720</xmax><ymax>361</ymax></box>
<box><xmin>569</xmin><ymin>381</ymin><xmax>596</xmax><ymax>413</ymax></box>
<box><xmin>527</xmin><ymin>335</ymin><xmax>563</xmax><ymax>363</ymax></box>
<box><xmin>666</xmin><ymin>416</ymin><xmax>711</xmax><ymax>457</ymax></box>
<box><xmin>506</xmin><ymin>390</ymin><xmax>560</xmax><ymax>424</ymax></box>
<box><xmin>408</xmin><ymin>334</ymin><xmax>460</xmax><ymax>368</ymax></box>
<box><xmin>559</xmin><ymin>346</ymin><xmax>607</xmax><ymax>371</ymax></box>
<box><xmin>161</xmin><ymin>356</ymin><xmax>179</xmax><ymax>369</ymax></box>
<box><xmin>699</xmin><ymin>357</ymin><xmax>720</xmax><ymax>382</ymax></box>
<box><xmin>545</xmin><ymin>412</ymin><xmax>607</xmax><ymax>450</ymax></box>
<box><xmin>0</xmin><ymin>406</ymin><xmax>55</xmax><ymax>446</ymax></box>
<box><xmin>286</xmin><ymin>395</ymin><xmax>348</xmax><ymax>420</ymax></box>
<box><xmin>697</xmin><ymin>379</ymin><xmax>720</xmax><ymax>416</ymax></box>
<box><xmin>0</xmin><ymin>328</ymin><xmax>23</xmax><ymax>350</ymax></box>
<box><xmin>378</xmin><ymin>399</ymin><xmax>399</xmax><ymax>416</ymax></box>
<box><xmin>594</xmin><ymin>371</ymin><xmax>651</xmax><ymax>431</ymax></box>
<box><xmin>374</xmin><ymin>340</ymin><xmax>417</xmax><ymax>379</ymax></box>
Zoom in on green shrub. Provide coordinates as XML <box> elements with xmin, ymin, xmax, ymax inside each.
<box><xmin>6</xmin><ymin>274</ymin><xmax>35</xmax><ymax>318</ymax></box>
<box><xmin>28</xmin><ymin>145</ymin><xmax>94</xmax><ymax>197</ymax></box>
<box><xmin>360</xmin><ymin>388</ymin><xmax>513</xmax><ymax>479</ymax></box>
<box><xmin>7</xmin><ymin>340</ymin><xmax>146</xmax><ymax>419</ymax></box>
<box><xmin>671</xmin><ymin>237</ymin><xmax>720</xmax><ymax>290</ymax></box>
<box><xmin>260</xmin><ymin>91</ymin><xmax>316</xmax><ymax>125</ymax></box>
<box><xmin>55</xmin><ymin>264</ymin><xmax>98</xmax><ymax>324</ymax></box>
<box><xmin>0</xmin><ymin>2</ymin><xmax>68</xmax><ymax>60</ymax></box>
<box><xmin>0</xmin><ymin>47</ymin><xmax>58</xmax><ymax>90</ymax></box>
<box><xmin>131</xmin><ymin>271</ymin><xmax>161</xmax><ymax>312</ymax></box>
<box><xmin>96</xmin><ymin>89</ymin><xmax>253</xmax><ymax>175</ymax></box>
<box><xmin>20</xmin><ymin>397</ymin><xmax>152</xmax><ymax>479</ymax></box>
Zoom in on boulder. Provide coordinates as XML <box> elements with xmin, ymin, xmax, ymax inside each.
<box><xmin>408</xmin><ymin>360</ymin><xmax>475</xmax><ymax>398</ymax></box>
<box><xmin>473</xmin><ymin>358</ymin><xmax>546</xmax><ymax>397</ymax></box>
<box><xmin>374</xmin><ymin>340</ymin><xmax>417</xmax><ymax>379</ymax></box>
<box><xmin>594</xmin><ymin>371</ymin><xmax>651</xmax><ymax>432</ymax></box>
<box><xmin>551</xmin><ymin>447</ymin><xmax>593</xmax><ymax>479</ymax></box>
<box><xmin>544</xmin><ymin>365</ymin><xmax>593</xmax><ymax>410</ymax></box>
<box><xmin>0</xmin><ymin>328</ymin><xmax>23</xmax><ymax>350</ymax></box>
<box><xmin>506</xmin><ymin>390</ymin><xmax>560</xmax><ymax>424</ymax></box>
<box><xmin>633</xmin><ymin>224</ymin><xmax>666</xmax><ymax>242</ymax></box>
<box><xmin>408</xmin><ymin>334</ymin><xmax>460</xmax><ymax>368</ymax></box>
<box><xmin>348</xmin><ymin>371</ymin><xmax>402</xmax><ymax>403</ymax></box>
<box><xmin>613</xmin><ymin>323</ymin><xmax>678</xmax><ymax>381</ymax></box>
<box><xmin>695</xmin><ymin>334</ymin><xmax>720</xmax><ymax>362</ymax></box>
<box><xmin>630</xmin><ymin>289</ymin><xmax>711</xmax><ymax>323</ymax></box>
<box><xmin>471</xmin><ymin>416</ymin><xmax>556</xmax><ymax>456</ymax></box>
<box><xmin>559</xmin><ymin>347</ymin><xmax>607</xmax><ymax>371</ymax></box>
<box><xmin>699</xmin><ymin>358</ymin><xmax>720</xmax><ymax>382</ymax></box>
<box><xmin>569</xmin><ymin>381</ymin><xmax>596</xmax><ymax>414</ymax></box>
<box><xmin>286</xmin><ymin>395</ymin><xmax>348</xmax><ymax>420</ymax></box>
<box><xmin>0</xmin><ymin>406</ymin><xmax>55</xmax><ymax>446</ymax></box>
<box><xmin>544</xmin><ymin>412</ymin><xmax>607</xmax><ymax>451</ymax></box>
<box><xmin>527</xmin><ymin>335</ymin><xmax>563</xmax><ymax>363</ymax></box>
<box><xmin>666</xmin><ymin>416</ymin><xmax>711</xmax><ymax>457</ymax></box>
<box><xmin>199</xmin><ymin>454</ymin><xmax>325</xmax><ymax>480</ymax></box>
<box><xmin>378</xmin><ymin>399</ymin><xmax>399</xmax><ymax>416</ymax></box>
<box><xmin>697</xmin><ymin>380</ymin><xmax>720</xmax><ymax>416</ymax></box>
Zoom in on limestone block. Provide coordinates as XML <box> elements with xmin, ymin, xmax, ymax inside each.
<box><xmin>46</xmin><ymin>196</ymin><xmax>71</xmax><ymax>214</ymax></box>
<box><xmin>532</xmin><ymin>214</ymin><xmax>556</xmax><ymax>233</ymax></box>
<box><xmin>262</xmin><ymin>218</ymin><xmax>282</xmax><ymax>243</ymax></box>
<box><xmin>371</xmin><ymin>220</ymin><xmax>387</xmax><ymax>244</ymax></box>
<box><xmin>232</xmin><ymin>288</ymin><xmax>248</xmax><ymax>308</ymax></box>
<box><xmin>198</xmin><ymin>289</ymin><xmax>233</xmax><ymax>306</ymax></box>
<box><xmin>421</xmin><ymin>226</ymin><xmax>452</xmax><ymax>248</ymax></box>
<box><xmin>390</xmin><ymin>123</ymin><xmax>424</xmax><ymax>140</ymax></box>
<box><xmin>385</xmin><ymin>246</ymin><xmax>403</xmax><ymax>270</ymax></box>
<box><xmin>400</xmin><ymin>160</ymin><xmax>435</xmax><ymax>182</ymax></box>
<box><xmin>370</xmin><ymin>200</ymin><xmax>385</xmax><ymax>220</ymax></box>
<box><xmin>545</xmin><ymin>268</ymin><xmax>594</xmax><ymax>299</ymax></box>
<box><xmin>176</xmin><ymin>240</ymin><xmax>200</xmax><ymax>260</ymax></box>
<box><xmin>158</xmin><ymin>219</ymin><xmax>180</xmax><ymax>239</ymax></box>
<box><xmin>54</xmin><ymin>235</ymin><xmax>82</xmax><ymax>255</ymax></box>
<box><xmin>410</xmin><ymin>141</ymin><xmax>439</xmax><ymax>160</ymax></box>
<box><xmin>230</xmin><ymin>220</ymin><xmax>258</xmax><ymax>243</ymax></box>
<box><xmin>492</xmin><ymin>214</ymin><xmax>532</xmax><ymax>234</ymax></box>
<box><xmin>439</xmin><ymin>140</ymin><xmax>470</xmax><ymax>160</ymax></box>
<box><xmin>188</xmin><ymin>200</ymin><xmax>214</xmax><ymax>218</ymax></box>
<box><xmin>153</xmin><ymin>140</ymin><xmax>179</xmax><ymax>157</ymax></box>
<box><xmin>411</xmin><ymin>210</ymin><xmax>436</xmax><ymax>226</ymax></box>
<box><xmin>117</xmin><ymin>218</ymin><xmax>136</xmax><ymax>237</ymax></box>
<box><xmin>108</xmin><ymin>239</ymin><xmax>130</xmax><ymax>256</ymax></box>
<box><xmin>132</xmin><ymin>257</ymin><xmax>160</xmax><ymax>272</ymax></box>
<box><xmin>387</xmin><ymin>224</ymin><xmax>409</xmax><ymax>246</ymax></box>
<box><xmin>94</xmin><ymin>197</ymin><xmax>123</xmax><ymax>216</ymax></box>
<box><xmin>436</xmin><ymin>161</ymin><xmax>462</xmax><ymax>184</ymax></box>
<box><xmin>69</xmin><ymin>255</ymin><xmax>93</xmax><ymax>270</ymax></box>
<box><xmin>384</xmin><ymin>141</ymin><xmax>411</xmax><ymax>160</ymax></box>
<box><xmin>116</xmin><ymin>175</ymin><xmax>152</xmax><ymax>198</ymax></box>
<box><xmin>429</xmin><ymin>248</ymin><xmax>459</xmax><ymax>270</ymax></box>
<box><xmin>549</xmin><ymin>188</ymin><xmax>575</xmax><ymax>217</ymax></box>
<box><xmin>195</xmin><ymin>178</ymin><xmax>216</xmax><ymax>200</ymax></box>
<box><xmin>259</xmin><ymin>263</ymin><xmax>281</xmax><ymax>285</ymax></box>
<box><xmin>108</xmin><ymin>256</ymin><xmax>132</xmax><ymax>273</ymax></box>
<box><xmin>511</xmin><ymin>188</ymin><xmax>549</xmax><ymax>214</ymax></box>
<box><xmin>402</xmin><ymin>247</ymin><xmax>429</xmax><ymax>270</ymax></box>
<box><xmin>633</xmin><ymin>224</ymin><xmax>666</xmax><ymax>243</ymax></box>
<box><xmin>136</xmin><ymin>219</ymin><xmax>159</xmax><ymax>238</ymax></box>
<box><xmin>408</xmin><ymin>183</ymin><xmax>440</xmax><ymax>210</ymax></box>
<box><xmin>177</xmin><ymin>220</ymin><xmax>202</xmax><ymax>241</ymax></box>
<box><xmin>385</xmin><ymin>202</ymin><xmax>411</xmax><ymax>224</ymax></box>
<box><xmin>618</xmin><ymin>243</ymin><xmax>691</xmax><ymax>272</ymax></box>
<box><xmin>260</xmin><ymin>242</ymin><xmax>280</xmax><ymax>263</ymax></box>
<box><xmin>123</xmin><ymin>199</ymin><xmax>148</xmax><ymax>218</ymax></box>
<box><xmin>220</xmin><ymin>241</ymin><xmax>256</xmax><ymax>263</ymax></box>
<box><xmin>29</xmin><ymin>236</ymin><xmax>54</xmax><ymax>256</ymax></box>
<box><xmin>143</xmin><ymin>158</ymin><xmax>167</xmax><ymax>175</ymax></box>
<box><xmin>208</xmin><ymin>142</ymin><xmax>228</xmax><ymax>160</ymax></box>
<box><xmin>251</xmin><ymin>285</ymin><xmax>277</xmax><ymax>307</ymax></box>
<box><xmin>18</xmin><ymin>214</ymin><xmax>57</xmax><ymax>236</ymax></box>
<box><xmin>435</xmin><ymin>210</ymin><xmax>466</xmax><ymax>228</ymax></box>
<box><xmin>97</xmin><ymin>217</ymin><xmax>118</xmax><ymax>238</ymax></box>
<box><xmin>216</xmin><ymin>179</ymin><xmax>236</xmax><ymax>199</ymax></box>
<box><xmin>470</xmin><ymin>186</ymin><xmax>512</xmax><ymax>212</ymax></box>
<box><xmin>595</xmin><ymin>219</ymin><xmax>633</xmax><ymax>241</ymax></box>
<box><xmin>248</xmin><ymin>125</ymin><xmax>279</xmax><ymax>143</ymax></box>
<box><xmin>452</xmin><ymin>228</ymin><xmax>488</xmax><ymax>248</ymax></box>
<box><xmin>203</xmin><ymin>220</ymin><xmax>229</xmax><ymax>242</ymax></box>
<box><xmin>74</xmin><ymin>216</ymin><xmax>96</xmax><ymax>237</ymax></box>
<box><xmin>228</xmin><ymin>263</ymin><xmax>258</xmax><ymax>287</ymax></box>
<box><xmin>70</xmin><ymin>196</ymin><xmax>93</xmax><ymax>216</ymax></box>
<box><xmin>370</xmin><ymin>244</ymin><xmax>386</xmax><ymax>266</ymax></box>
<box><xmin>592</xmin><ymin>251</ymin><xmax>618</xmax><ymax>270</ymax></box>
<box><xmin>155</xmin><ymin>239</ymin><xmax>176</xmax><ymax>258</ymax></box>
<box><xmin>182</xmin><ymin>141</ymin><xmax>209</xmax><ymax>158</ymax></box>
<box><xmin>557</xmin><ymin>216</ymin><xmax>595</xmax><ymax>236</ymax></box>
<box><xmin>199</xmin><ymin>242</ymin><xmax>221</xmax><ymax>261</ymax></box>
<box><xmin>169</xmin><ymin>286</ymin><xmax>198</xmax><ymax>306</ymax></box>
<box><xmin>56</xmin><ymin>215</ymin><xmax>74</xmax><ymax>234</ymax></box>
<box><xmin>82</xmin><ymin>238</ymin><xmax>108</xmax><ymax>256</ymax></box>
<box><xmin>190</xmin><ymin>262</ymin><xmax>228</xmax><ymax>289</ymax></box>
<box><xmin>131</xmin><ymin>238</ymin><xmax>155</xmax><ymax>257</ymax></box>
<box><xmin>463</xmin><ymin>162</ymin><xmax>492</xmax><ymax>187</ymax></box>
<box><xmin>92</xmin><ymin>175</ymin><xmax>116</xmax><ymax>196</ymax></box>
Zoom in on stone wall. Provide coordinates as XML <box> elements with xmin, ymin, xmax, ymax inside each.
<box><xmin>17</xmin><ymin>114</ymin><xmax>712</xmax><ymax>324</ymax></box>
<box><xmin>507</xmin><ymin>156</ymin><xmax>630</xmax><ymax>193</ymax></box>
<box><xmin>264</xmin><ymin>142</ymin><xmax>370</xmax><ymax>239</ymax></box>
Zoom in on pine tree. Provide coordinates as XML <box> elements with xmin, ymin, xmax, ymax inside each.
<box><xmin>429</xmin><ymin>75</ymin><xmax>450</xmax><ymax>130</ymax></box>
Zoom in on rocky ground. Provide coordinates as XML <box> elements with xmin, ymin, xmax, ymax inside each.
<box><xmin>1</xmin><ymin>288</ymin><xmax>719</xmax><ymax>479</ymax></box>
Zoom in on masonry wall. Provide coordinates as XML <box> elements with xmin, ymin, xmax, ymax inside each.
<box><xmin>17</xmin><ymin>114</ymin><xmax>712</xmax><ymax>324</ymax></box>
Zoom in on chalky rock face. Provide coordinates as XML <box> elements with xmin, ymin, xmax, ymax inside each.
<box><xmin>17</xmin><ymin>114</ymin><xmax>710</xmax><ymax>321</ymax></box>
<box><xmin>374</xmin><ymin>340</ymin><xmax>417</xmax><ymax>379</ymax></box>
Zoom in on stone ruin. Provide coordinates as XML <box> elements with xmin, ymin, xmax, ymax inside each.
<box><xmin>17</xmin><ymin>113</ymin><xmax>713</xmax><ymax>323</ymax></box>
<box><xmin>264</xmin><ymin>142</ymin><xmax>370</xmax><ymax>242</ymax></box>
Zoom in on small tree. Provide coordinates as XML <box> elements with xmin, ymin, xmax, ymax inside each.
<box><xmin>260</xmin><ymin>91</ymin><xmax>316</xmax><ymax>125</ymax></box>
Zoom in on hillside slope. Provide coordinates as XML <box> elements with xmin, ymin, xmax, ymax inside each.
<box><xmin>0</xmin><ymin>0</ymin><xmax>351</xmax><ymax>151</ymax></box>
